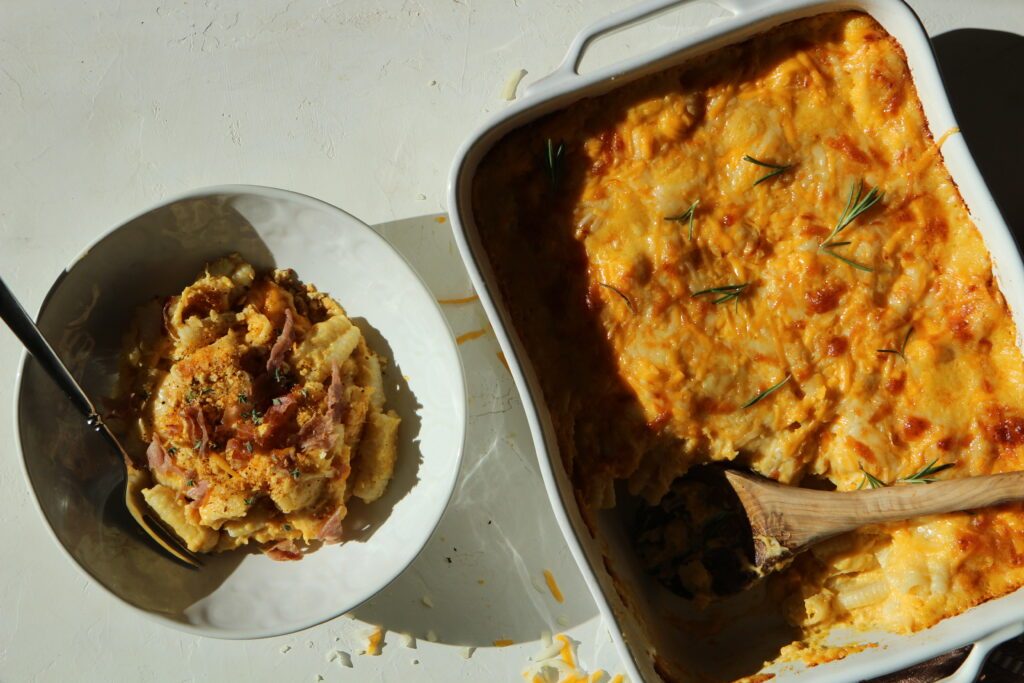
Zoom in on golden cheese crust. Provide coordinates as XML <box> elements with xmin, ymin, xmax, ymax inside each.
<box><xmin>472</xmin><ymin>11</ymin><xmax>1024</xmax><ymax>657</ymax></box>
<box><xmin>118</xmin><ymin>255</ymin><xmax>400</xmax><ymax>558</ymax></box>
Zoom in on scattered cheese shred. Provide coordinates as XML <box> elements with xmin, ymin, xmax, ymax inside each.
<box><xmin>494</xmin><ymin>639</ymin><xmax>516</xmax><ymax>647</ymax></box>
<box><xmin>543</xmin><ymin>569</ymin><xmax>565</xmax><ymax>603</ymax></box>
<box><xmin>364</xmin><ymin>626</ymin><xmax>384</xmax><ymax>656</ymax></box>
<box><xmin>438</xmin><ymin>294</ymin><xmax>480</xmax><ymax>305</ymax></box>
<box><xmin>522</xmin><ymin>633</ymin><xmax>628</xmax><ymax>683</ymax></box>
<box><xmin>456</xmin><ymin>328</ymin><xmax>488</xmax><ymax>345</ymax></box>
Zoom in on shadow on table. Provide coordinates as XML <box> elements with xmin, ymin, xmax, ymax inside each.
<box><xmin>931</xmin><ymin>28</ymin><xmax>1024</xmax><ymax>235</ymax></box>
<box><xmin>351</xmin><ymin>214</ymin><xmax>598</xmax><ymax>647</ymax></box>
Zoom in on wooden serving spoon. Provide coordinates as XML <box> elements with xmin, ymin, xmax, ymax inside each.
<box><xmin>725</xmin><ymin>469</ymin><xmax>1024</xmax><ymax>572</ymax></box>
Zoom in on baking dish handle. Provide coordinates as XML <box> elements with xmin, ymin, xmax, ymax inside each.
<box><xmin>523</xmin><ymin>0</ymin><xmax>782</xmax><ymax>99</ymax></box>
<box><xmin>935</xmin><ymin>621</ymin><xmax>1024</xmax><ymax>683</ymax></box>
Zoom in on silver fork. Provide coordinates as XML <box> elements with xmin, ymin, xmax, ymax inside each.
<box><xmin>1</xmin><ymin>275</ymin><xmax>200</xmax><ymax>567</ymax></box>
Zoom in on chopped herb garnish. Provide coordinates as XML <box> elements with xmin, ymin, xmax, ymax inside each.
<box><xmin>200</xmin><ymin>387</ymin><xmax>213</xmax><ymax>395</ymax></box>
<box><xmin>819</xmin><ymin>180</ymin><xmax>882</xmax><ymax>272</ymax></box>
<box><xmin>244</xmin><ymin>496</ymin><xmax>255</xmax><ymax>506</ymax></box>
<box><xmin>877</xmin><ymin>327</ymin><xmax>913</xmax><ymax>361</ymax></box>
<box><xmin>290</xmin><ymin>468</ymin><xmax>301</xmax><ymax>479</ymax></box>
<box><xmin>544</xmin><ymin>138</ymin><xmax>565</xmax><ymax>189</ymax></box>
<box><xmin>692</xmin><ymin>283</ymin><xmax>749</xmax><ymax>305</ymax></box>
<box><xmin>184</xmin><ymin>392</ymin><xmax>196</xmax><ymax>404</ymax></box>
<box><xmin>299</xmin><ymin>388</ymin><xmax>309</xmax><ymax>399</ymax></box>
<box><xmin>237</xmin><ymin>393</ymin><xmax>249</xmax><ymax>404</ymax></box>
<box><xmin>167</xmin><ymin>446</ymin><xmax>178</xmax><ymax>455</ymax></box>
<box><xmin>272</xmin><ymin>397</ymin><xmax>283</xmax><ymax>406</ymax></box>
<box><xmin>283</xmin><ymin>523</ymin><xmax>293</xmax><ymax>531</ymax></box>
<box><xmin>666</xmin><ymin>199</ymin><xmax>700</xmax><ymax>239</ymax></box>
<box><xmin>900</xmin><ymin>458</ymin><xmax>955</xmax><ymax>484</ymax></box>
<box><xmin>244</xmin><ymin>408</ymin><xmax>264</xmax><ymax>425</ymax></box>
<box><xmin>186</xmin><ymin>479</ymin><xmax>195</xmax><ymax>488</ymax></box>
<box><xmin>193</xmin><ymin>439</ymin><xmax>203</xmax><ymax>450</ymax></box>
<box><xmin>598</xmin><ymin>282</ymin><xmax>637</xmax><ymax>314</ymax></box>
<box><xmin>245</xmin><ymin>441</ymin><xmax>254</xmax><ymax>453</ymax></box>
<box><xmin>740</xmin><ymin>374</ymin><xmax>791</xmax><ymax>409</ymax></box>
<box><xmin>273</xmin><ymin>366</ymin><xmax>285</xmax><ymax>384</ymax></box>
<box><xmin>742</xmin><ymin>155</ymin><xmax>794</xmax><ymax>186</ymax></box>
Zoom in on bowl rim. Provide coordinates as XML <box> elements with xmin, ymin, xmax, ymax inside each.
<box><xmin>12</xmin><ymin>183</ymin><xmax>469</xmax><ymax>640</ymax></box>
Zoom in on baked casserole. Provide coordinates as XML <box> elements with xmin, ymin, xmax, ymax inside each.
<box><xmin>116</xmin><ymin>254</ymin><xmax>400</xmax><ymax>559</ymax></box>
<box><xmin>472</xmin><ymin>9</ymin><xmax>1024</xmax><ymax>664</ymax></box>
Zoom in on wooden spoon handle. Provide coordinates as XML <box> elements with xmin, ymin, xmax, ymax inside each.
<box><xmin>846</xmin><ymin>471</ymin><xmax>1024</xmax><ymax>519</ymax></box>
<box><xmin>726</xmin><ymin>470</ymin><xmax>1024</xmax><ymax>566</ymax></box>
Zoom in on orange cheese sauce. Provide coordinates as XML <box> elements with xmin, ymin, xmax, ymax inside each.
<box><xmin>473</xmin><ymin>9</ymin><xmax>1024</xmax><ymax>664</ymax></box>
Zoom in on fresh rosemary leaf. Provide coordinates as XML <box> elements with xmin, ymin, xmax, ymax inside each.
<box><xmin>545</xmin><ymin>138</ymin><xmax>565</xmax><ymax>189</ymax></box>
<box><xmin>741</xmin><ymin>374</ymin><xmax>791</xmax><ymax>409</ymax></box>
<box><xmin>821</xmin><ymin>246</ymin><xmax>874</xmax><ymax>272</ymax></box>
<box><xmin>598</xmin><ymin>282</ymin><xmax>637</xmax><ymax>314</ymax></box>
<box><xmin>859</xmin><ymin>465</ymin><xmax>887</xmax><ymax>489</ymax></box>
<box><xmin>819</xmin><ymin>179</ymin><xmax>883</xmax><ymax>271</ymax></box>
<box><xmin>822</xmin><ymin>179</ymin><xmax>883</xmax><ymax>247</ymax></box>
<box><xmin>666</xmin><ymin>199</ymin><xmax>700</xmax><ymax>239</ymax></box>
<box><xmin>877</xmin><ymin>327</ymin><xmax>913</xmax><ymax>361</ymax></box>
<box><xmin>900</xmin><ymin>458</ymin><xmax>955</xmax><ymax>484</ymax></box>
<box><xmin>692</xmin><ymin>283</ymin><xmax>749</xmax><ymax>305</ymax></box>
<box><xmin>742</xmin><ymin>155</ymin><xmax>794</xmax><ymax>186</ymax></box>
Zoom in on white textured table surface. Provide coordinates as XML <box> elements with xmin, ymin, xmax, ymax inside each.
<box><xmin>1</xmin><ymin>1</ymin><xmax>1022</xmax><ymax>681</ymax></box>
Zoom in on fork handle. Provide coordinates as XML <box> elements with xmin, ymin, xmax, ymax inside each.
<box><xmin>0</xmin><ymin>275</ymin><xmax>101</xmax><ymax>423</ymax></box>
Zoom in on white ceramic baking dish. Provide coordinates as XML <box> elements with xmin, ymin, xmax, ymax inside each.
<box><xmin>447</xmin><ymin>0</ymin><xmax>1024</xmax><ymax>680</ymax></box>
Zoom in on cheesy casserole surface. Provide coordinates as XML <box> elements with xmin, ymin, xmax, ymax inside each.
<box><xmin>473</xmin><ymin>11</ymin><xmax>1024</xmax><ymax>653</ymax></box>
<box><xmin>118</xmin><ymin>255</ymin><xmax>400</xmax><ymax>559</ymax></box>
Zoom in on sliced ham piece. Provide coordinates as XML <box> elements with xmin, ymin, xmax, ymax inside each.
<box><xmin>266</xmin><ymin>308</ymin><xmax>295</xmax><ymax>372</ymax></box>
<box><xmin>298</xmin><ymin>414</ymin><xmax>335</xmax><ymax>453</ymax></box>
<box><xmin>258</xmin><ymin>394</ymin><xmax>298</xmax><ymax>449</ymax></box>
<box><xmin>185</xmin><ymin>478</ymin><xmax>211</xmax><ymax>503</ymax></box>
<box><xmin>264</xmin><ymin>539</ymin><xmax>303</xmax><ymax>561</ymax></box>
<box><xmin>327</xmin><ymin>361</ymin><xmax>346</xmax><ymax>423</ymax></box>
<box><xmin>183</xmin><ymin>406</ymin><xmax>210</xmax><ymax>455</ymax></box>
<box><xmin>146</xmin><ymin>438</ymin><xmax>186</xmax><ymax>478</ymax></box>
<box><xmin>318</xmin><ymin>507</ymin><xmax>346</xmax><ymax>544</ymax></box>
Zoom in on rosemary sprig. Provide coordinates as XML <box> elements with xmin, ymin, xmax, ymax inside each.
<box><xmin>666</xmin><ymin>199</ymin><xmax>700</xmax><ymax>239</ymax></box>
<box><xmin>857</xmin><ymin>458</ymin><xmax>955</xmax><ymax>489</ymax></box>
<box><xmin>743</xmin><ymin>155</ymin><xmax>793</xmax><ymax>186</ymax></box>
<box><xmin>900</xmin><ymin>458</ymin><xmax>955</xmax><ymax>484</ymax></box>
<box><xmin>741</xmin><ymin>374</ymin><xmax>791</xmax><ymax>409</ymax></box>
<box><xmin>859</xmin><ymin>465</ymin><xmax>887</xmax><ymax>489</ymax></box>
<box><xmin>877</xmin><ymin>327</ymin><xmax>913</xmax><ymax>361</ymax></box>
<box><xmin>692</xmin><ymin>283</ymin><xmax>749</xmax><ymax>305</ymax></box>
<box><xmin>598</xmin><ymin>282</ymin><xmax>637</xmax><ymax>314</ymax></box>
<box><xmin>544</xmin><ymin>138</ymin><xmax>565</xmax><ymax>189</ymax></box>
<box><xmin>819</xmin><ymin>180</ymin><xmax>883</xmax><ymax>272</ymax></box>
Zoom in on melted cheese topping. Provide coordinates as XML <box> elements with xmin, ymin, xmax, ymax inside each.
<box><xmin>473</xmin><ymin>10</ymin><xmax>1024</xmax><ymax>662</ymax></box>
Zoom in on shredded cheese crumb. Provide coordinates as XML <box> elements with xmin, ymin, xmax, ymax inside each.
<box><xmin>364</xmin><ymin>627</ymin><xmax>384</xmax><ymax>656</ymax></box>
<box><xmin>421</xmin><ymin>594</ymin><xmax>435</xmax><ymax>608</ymax></box>
<box><xmin>279</xmin><ymin>645</ymin><xmax>292</xmax><ymax>654</ymax></box>
<box><xmin>461</xmin><ymin>646</ymin><xmax>476</xmax><ymax>659</ymax></box>
<box><xmin>494</xmin><ymin>639</ymin><xmax>515</xmax><ymax>647</ymax></box>
<box><xmin>400</xmin><ymin>632</ymin><xmax>417</xmax><ymax>649</ymax></box>
<box><xmin>543</xmin><ymin>569</ymin><xmax>565</xmax><ymax>603</ymax></box>
<box><xmin>426</xmin><ymin>630</ymin><xmax>438</xmax><ymax>642</ymax></box>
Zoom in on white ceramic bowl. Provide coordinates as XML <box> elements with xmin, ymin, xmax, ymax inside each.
<box><xmin>14</xmin><ymin>185</ymin><xmax>466</xmax><ymax>638</ymax></box>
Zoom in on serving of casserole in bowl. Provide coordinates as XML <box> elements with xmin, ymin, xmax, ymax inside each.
<box><xmin>448</xmin><ymin>0</ymin><xmax>1024</xmax><ymax>680</ymax></box>
<box><xmin>15</xmin><ymin>186</ymin><xmax>466</xmax><ymax>637</ymax></box>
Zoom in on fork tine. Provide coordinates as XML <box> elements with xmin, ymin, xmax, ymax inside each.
<box><xmin>137</xmin><ymin>510</ymin><xmax>202</xmax><ymax>568</ymax></box>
